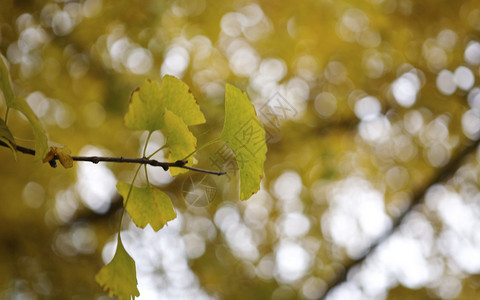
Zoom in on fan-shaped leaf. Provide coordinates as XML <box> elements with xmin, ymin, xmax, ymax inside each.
<box><xmin>95</xmin><ymin>236</ymin><xmax>140</xmax><ymax>300</ymax></box>
<box><xmin>124</xmin><ymin>76</ymin><xmax>205</xmax><ymax>132</ymax></box>
<box><xmin>0</xmin><ymin>55</ymin><xmax>15</xmax><ymax>108</ymax></box>
<box><xmin>116</xmin><ymin>182</ymin><xmax>176</xmax><ymax>231</ymax></box>
<box><xmin>163</xmin><ymin>109</ymin><xmax>196</xmax><ymax>176</ymax></box>
<box><xmin>220</xmin><ymin>84</ymin><xmax>267</xmax><ymax>200</ymax></box>
<box><xmin>14</xmin><ymin>97</ymin><xmax>49</xmax><ymax>162</ymax></box>
<box><xmin>158</xmin><ymin>75</ymin><xmax>206</xmax><ymax>126</ymax></box>
<box><xmin>124</xmin><ymin>80</ymin><xmax>164</xmax><ymax>132</ymax></box>
<box><xmin>0</xmin><ymin>55</ymin><xmax>48</xmax><ymax>161</ymax></box>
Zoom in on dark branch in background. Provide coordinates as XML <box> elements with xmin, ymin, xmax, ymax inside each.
<box><xmin>319</xmin><ymin>137</ymin><xmax>480</xmax><ymax>300</ymax></box>
<box><xmin>0</xmin><ymin>141</ymin><xmax>226</xmax><ymax>176</ymax></box>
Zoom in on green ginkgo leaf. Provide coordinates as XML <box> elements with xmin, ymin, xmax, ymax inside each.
<box><xmin>124</xmin><ymin>80</ymin><xmax>164</xmax><ymax>132</ymax></box>
<box><xmin>116</xmin><ymin>182</ymin><xmax>176</xmax><ymax>231</ymax></box>
<box><xmin>124</xmin><ymin>76</ymin><xmax>205</xmax><ymax>132</ymax></box>
<box><xmin>13</xmin><ymin>97</ymin><xmax>49</xmax><ymax>161</ymax></box>
<box><xmin>95</xmin><ymin>235</ymin><xmax>140</xmax><ymax>300</ymax></box>
<box><xmin>163</xmin><ymin>109</ymin><xmax>196</xmax><ymax>176</ymax></box>
<box><xmin>0</xmin><ymin>55</ymin><xmax>48</xmax><ymax>161</ymax></box>
<box><xmin>0</xmin><ymin>55</ymin><xmax>15</xmax><ymax>108</ymax></box>
<box><xmin>220</xmin><ymin>84</ymin><xmax>267</xmax><ymax>200</ymax></box>
<box><xmin>158</xmin><ymin>75</ymin><xmax>206</xmax><ymax>126</ymax></box>
<box><xmin>0</xmin><ymin>118</ymin><xmax>17</xmax><ymax>160</ymax></box>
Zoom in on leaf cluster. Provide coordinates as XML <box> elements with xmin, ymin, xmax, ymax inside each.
<box><xmin>1</xmin><ymin>55</ymin><xmax>267</xmax><ymax>299</ymax></box>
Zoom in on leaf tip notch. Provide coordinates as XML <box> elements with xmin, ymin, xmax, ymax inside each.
<box><xmin>95</xmin><ymin>236</ymin><xmax>140</xmax><ymax>300</ymax></box>
<box><xmin>116</xmin><ymin>182</ymin><xmax>177</xmax><ymax>232</ymax></box>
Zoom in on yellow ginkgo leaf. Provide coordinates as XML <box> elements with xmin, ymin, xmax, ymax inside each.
<box><xmin>163</xmin><ymin>109</ymin><xmax>197</xmax><ymax>176</ymax></box>
<box><xmin>116</xmin><ymin>182</ymin><xmax>176</xmax><ymax>231</ymax></box>
<box><xmin>95</xmin><ymin>236</ymin><xmax>140</xmax><ymax>300</ymax></box>
<box><xmin>220</xmin><ymin>84</ymin><xmax>267</xmax><ymax>200</ymax></box>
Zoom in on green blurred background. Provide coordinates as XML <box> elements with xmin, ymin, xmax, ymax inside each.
<box><xmin>2</xmin><ymin>0</ymin><xmax>480</xmax><ymax>299</ymax></box>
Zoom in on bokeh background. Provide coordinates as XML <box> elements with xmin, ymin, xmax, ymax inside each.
<box><xmin>2</xmin><ymin>0</ymin><xmax>480</xmax><ymax>299</ymax></box>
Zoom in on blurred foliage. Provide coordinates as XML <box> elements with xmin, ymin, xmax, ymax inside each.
<box><xmin>2</xmin><ymin>0</ymin><xmax>480</xmax><ymax>299</ymax></box>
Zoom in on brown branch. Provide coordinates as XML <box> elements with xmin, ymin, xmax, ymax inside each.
<box><xmin>0</xmin><ymin>140</ymin><xmax>226</xmax><ymax>176</ymax></box>
<box><xmin>319</xmin><ymin>137</ymin><xmax>480</xmax><ymax>299</ymax></box>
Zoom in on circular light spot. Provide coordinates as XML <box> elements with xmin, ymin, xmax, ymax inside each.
<box><xmin>363</xmin><ymin>52</ymin><xmax>385</xmax><ymax>79</ymax></box>
<box><xmin>358</xmin><ymin>115</ymin><xmax>391</xmax><ymax>143</ymax></box>
<box><xmin>302</xmin><ymin>277</ymin><xmax>326</xmax><ymax>299</ymax></box>
<box><xmin>468</xmin><ymin>88</ymin><xmax>480</xmax><ymax>109</ymax></box>
<box><xmin>281</xmin><ymin>212</ymin><xmax>310</xmax><ymax>238</ymax></box>
<box><xmin>358</xmin><ymin>29</ymin><xmax>381</xmax><ymax>48</ymax></box>
<box><xmin>161</xmin><ymin>46</ymin><xmax>190</xmax><ymax>77</ymax></box>
<box><xmin>183</xmin><ymin>233</ymin><xmax>205</xmax><ymax>259</ymax></box>
<box><xmin>275</xmin><ymin>241</ymin><xmax>311</xmax><ymax>282</ymax></box>
<box><xmin>82</xmin><ymin>0</ymin><xmax>103</xmax><ymax>18</ymax></box>
<box><xmin>453</xmin><ymin>66</ymin><xmax>474</xmax><ymax>91</ymax></box>
<box><xmin>437</xmin><ymin>29</ymin><xmax>457</xmax><ymax>50</ymax></box>
<box><xmin>324</xmin><ymin>61</ymin><xmax>347</xmax><ymax>84</ymax></box>
<box><xmin>52</xmin><ymin>11</ymin><xmax>73</xmax><ymax>36</ymax></box>
<box><xmin>426</xmin><ymin>143</ymin><xmax>450</xmax><ymax>167</ymax></box>
<box><xmin>314</xmin><ymin>92</ymin><xmax>337</xmax><ymax>118</ymax></box>
<box><xmin>221</xmin><ymin>12</ymin><xmax>245</xmax><ymax>37</ymax></box>
<box><xmin>436</xmin><ymin>70</ymin><xmax>456</xmax><ymax>95</ymax></box>
<box><xmin>342</xmin><ymin>8</ymin><xmax>369</xmax><ymax>33</ymax></box>
<box><xmin>354</xmin><ymin>96</ymin><xmax>381</xmax><ymax>120</ymax></box>
<box><xmin>273</xmin><ymin>171</ymin><xmax>303</xmax><ymax>199</ymax></box>
<box><xmin>464</xmin><ymin>41</ymin><xmax>480</xmax><ymax>65</ymax></box>
<box><xmin>392</xmin><ymin>72</ymin><xmax>421</xmax><ymax>107</ymax></box>
<box><xmin>229</xmin><ymin>46</ymin><xmax>260</xmax><ymax>77</ymax></box>
<box><xmin>68</xmin><ymin>54</ymin><xmax>89</xmax><ymax>78</ymax></box>
<box><xmin>127</xmin><ymin>47</ymin><xmax>152</xmax><ymax>74</ymax></box>
<box><xmin>404</xmin><ymin>110</ymin><xmax>424</xmax><ymax>135</ymax></box>
<box><xmin>23</xmin><ymin>182</ymin><xmax>45</xmax><ymax>208</ymax></box>
<box><xmin>55</xmin><ymin>103</ymin><xmax>76</xmax><ymax>128</ymax></box>
<box><xmin>462</xmin><ymin>109</ymin><xmax>480</xmax><ymax>139</ymax></box>
<box><xmin>386</xmin><ymin>166</ymin><xmax>409</xmax><ymax>190</ymax></box>
<box><xmin>258</xmin><ymin>58</ymin><xmax>287</xmax><ymax>82</ymax></box>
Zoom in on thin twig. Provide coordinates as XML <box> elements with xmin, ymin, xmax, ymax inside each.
<box><xmin>319</xmin><ymin>138</ymin><xmax>480</xmax><ymax>299</ymax></box>
<box><xmin>0</xmin><ymin>140</ymin><xmax>226</xmax><ymax>176</ymax></box>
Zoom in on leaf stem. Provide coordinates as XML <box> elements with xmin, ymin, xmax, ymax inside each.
<box><xmin>147</xmin><ymin>144</ymin><xmax>166</xmax><ymax>159</ymax></box>
<box><xmin>143</xmin><ymin>132</ymin><xmax>152</xmax><ymax>158</ymax></box>
<box><xmin>143</xmin><ymin>132</ymin><xmax>152</xmax><ymax>186</ymax></box>
<box><xmin>144</xmin><ymin>165</ymin><xmax>149</xmax><ymax>185</ymax></box>
<box><xmin>117</xmin><ymin>163</ymin><xmax>142</xmax><ymax>237</ymax></box>
<box><xmin>182</xmin><ymin>137</ymin><xmax>222</xmax><ymax>161</ymax></box>
<box><xmin>5</xmin><ymin>107</ymin><xmax>10</xmax><ymax>124</ymax></box>
<box><xmin>117</xmin><ymin>131</ymin><xmax>155</xmax><ymax>237</ymax></box>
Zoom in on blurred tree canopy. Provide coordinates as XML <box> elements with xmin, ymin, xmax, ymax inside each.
<box><xmin>2</xmin><ymin>0</ymin><xmax>480</xmax><ymax>299</ymax></box>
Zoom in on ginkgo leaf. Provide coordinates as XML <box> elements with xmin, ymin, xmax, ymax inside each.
<box><xmin>163</xmin><ymin>109</ymin><xmax>196</xmax><ymax>176</ymax></box>
<box><xmin>95</xmin><ymin>235</ymin><xmax>140</xmax><ymax>300</ymax></box>
<box><xmin>0</xmin><ymin>55</ymin><xmax>48</xmax><ymax>161</ymax></box>
<box><xmin>56</xmin><ymin>147</ymin><xmax>73</xmax><ymax>168</ymax></box>
<box><xmin>158</xmin><ymin>75</ymin><xmax>206</xmax><ymax>126</ymax></box>
<box><xmin>124</xmin><ymin>80</ymin><xmax>164</xmax><ymax>132</ymax></box>
<box><xmin>0</xmin><ymin>54</ymin><xmax>15</xmax><ymax>108</ymax></box>
<box><xmin>0</xmin><ymin>118</ymin><xmax>17</xmax><ymax>160</ymax></box>
<box><xmin>220</xmin><ymin>84</ymin><xmax>267</xmax><ymax>200</ymax></box>
<box><xmin>14</xmin><ymin>97</ymin><xmax>49</xmax><ymax>162</ymax></box>
<box><xmin>43</xmin><ymin>146</ymin><xmax>73</xmax><ymax>168</ymax></box>
<box><xmin>116</xmin><ymin>182</ymin><xmax>176</xmax><ymax>231</ymax></box>
<box><xmin>124</xmin><ymin>76</ymin><xmax>205</xmax><ymax>132</ymax></box>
